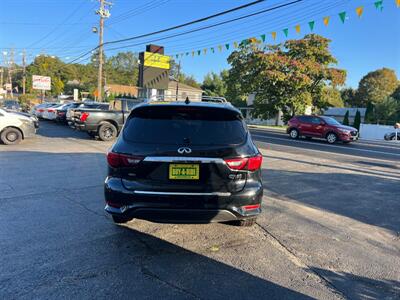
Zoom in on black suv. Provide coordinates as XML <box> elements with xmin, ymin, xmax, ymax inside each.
<box><xmin>104</xmin><ymin>101</ymin><xmax>263</xmax><ymax>226</ymax></box>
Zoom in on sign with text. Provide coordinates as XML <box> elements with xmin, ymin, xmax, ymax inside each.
<box><xmin>143</xmin><ymin>52</ymin><xmax>170</xmax><ymax>69</ymax></box>
<box><xmin>32</xmin><ymin>75</ymin><xmax>51</xmax><ymax>91</ymax></box>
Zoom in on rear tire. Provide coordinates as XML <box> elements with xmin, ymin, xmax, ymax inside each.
<box><xmin>1</xmin><ymin>128</ymin><xmax>23</xmax><ymax>145</ymax></box>
<box><xmin>289</xmin><ymin>128</ymin><xmax>299</xmax><ymax>139</ymax></box>
<box><xmin>112</xmin><ymin>215</ymin><xmax>132</xmax><ymax>224</ymax></box>
<box><xmin>326</xmin><ymin>132</ymin><xmax>337</xmax><ymax>144</ymax></box>
<box><xmin>98</xmin><ymin>123</ymin><xmax>117</xmax><ymax>141</ymax></box>
<box><xmin>232</xmin><ymin>218</ymin><xmax>257</xmax><ymax>227</ymax></box>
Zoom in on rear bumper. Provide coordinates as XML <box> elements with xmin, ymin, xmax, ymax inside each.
<box><xmin>104</xmin><ymin>177</ymin><xmax>263</xmax><ymax>223</ymax></box>
<box><xmin>73</xmin><ymin>122</ymin><xmax>98</xmax><ymax>132</ymax></box>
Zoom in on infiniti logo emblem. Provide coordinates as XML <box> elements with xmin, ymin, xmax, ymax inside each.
<box><xmin>177</xmin><ymin>147</ymin><xmax>192</xmax><ymax>154</ymax></box>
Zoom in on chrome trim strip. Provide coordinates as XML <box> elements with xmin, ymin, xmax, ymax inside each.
<box><xmin>134</xmin><ymin>190</ymin><xmax>231</xmax><ymax>196</ymax></box>
<box><xmin>143</xmin><ymin>156</ymin><xmax>225</xmax><ymax>163</ymax></box>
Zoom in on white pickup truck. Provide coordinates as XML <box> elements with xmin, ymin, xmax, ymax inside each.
<box><xmin>0</xmin><ymin>108</ymin><xmax>38</xmax><ymax>145</ymax></box>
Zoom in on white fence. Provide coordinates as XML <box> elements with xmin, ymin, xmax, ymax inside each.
<box><xmin>359</xmin><ymin>124</ymin><xmax>396</xmax><ymax>140</ymax></box>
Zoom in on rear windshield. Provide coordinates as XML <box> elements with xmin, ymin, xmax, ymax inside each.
<box><xmin>124</xmin><ymin>105</ymin><xmax>246</xmax><ymax>145</ymax></box>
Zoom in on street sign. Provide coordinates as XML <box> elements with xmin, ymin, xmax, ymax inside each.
<box><xmin>32</xmin><ymin>75</ymin><xmax>51</xmax><ymax>91</ymax></box>
<box><xmin>143</xmin><ymin>52</ymin><xmax>170</xmax><ymax>69</ymax></box>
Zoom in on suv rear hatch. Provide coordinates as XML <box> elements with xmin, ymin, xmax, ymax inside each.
<box><xmin>110</xmin><ymin>105</ymin><xmax>257</xmax><ymax>196</ymax></box>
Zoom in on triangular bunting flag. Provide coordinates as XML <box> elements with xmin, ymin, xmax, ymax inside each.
<box><xmin>197</xmin><ymin>50</ymin><xmax>201</xmax><ymax>56</ymax></box>
<box><xmin>191</xmin><ymin>51</ymin><xmax>195</xmax><ymax>57</ymax></box>
<box><xmin>185</xmin><ymin>52</ymin><xmax>189</xmax><ymax>56</ymax></box>
<box><xmin>233</xmin><ymin>41</ymin><xmax>238</xmax><ymax>48</ymax></box>
<box><xmin>225</xmin><ymin>44</ymin><xmax>230</xmax><ymax>50</ymax></box>
<box><xmin>271</xmin><ymin>32</ymin><xmax>277</xmax><ymax>40</ymax></box>
<box><xmin>218</xmin><ymin>45</ymin><xmax>223</xmax><ymax>52</ymax></box>
<box><xmin>356</xmin><ymin>6</ymin><xmax>364</xmax><ymax>17</ymax></box>
<box><xmin>374</xmin><ymin>0</ymin><xmax>383</xmax><ymax>9</ymax></box>
<box><xmin>308</xmin><ymin>21</ymin><xmax>315</xmax><ymax>31</ymax></box>
<box><xmin>249</xmin><ymin>37</ymin><xmax>257</xmax><ymax>43</ymax></box>
<box><xmin>203</xmin><ymin>48</ymin><xmax>207</xmax><ymax>55</ymax></box>
<box><xmin>396</xmin><ymin>0</ymin><xmax>400</xmax><ymax>8</ymax></box>
<box><xmin>175</xmin><ymin>54</ymin><xmax>179</xmax><ymax>59</ymax></box>
<box><xmin>260</xmin><ymin>34</ymin><xmax>266</xmax><ymax>42</ymax></box>
<box><xmin>211</xmin><ymin>47</ymin><xmax>215</xmax><ymax>53</ymax></box>
<box><xmin>339</xmin><ymin>11</ymin><xmax>346</xmax><ymax>23</ymax></box>
<box><xmin>283</xmin><ymin>28</ymin><xmax>289</xmax><ymax>37</ymax></box>
<box><xmin>323</xmin><ymin>16</ymin><xmax>330</xmax><ymax>26</ymax></box>
<box><xmin>295</xmin><ymin>24</ymin><xmax>301</xmax><ymax>34</ymax></box>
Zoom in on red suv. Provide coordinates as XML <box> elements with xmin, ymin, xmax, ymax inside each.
<box><xmin>287</xmin><ymin>115</ymin><xmax>358</xmax><ymax>144</ymax></box>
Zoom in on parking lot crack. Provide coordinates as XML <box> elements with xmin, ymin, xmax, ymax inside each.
<box><xmin>62</xmin><ymin>194</ymin><xmax>106</xmax><ymax>218</ymax></box>
<box><xmin>139</xmin><ymin>258</ymin><xmax>201</xmax><ymax>299</ymax></box>
<box><xmin>256</xmin><ymin>223</ymin><xmax>346</xmax><ymax>300</ymax></box>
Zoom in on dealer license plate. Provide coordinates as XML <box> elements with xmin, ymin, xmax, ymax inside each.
<box><xmin>169</xmin><ymin>164</ymin><xmax>199</xmax><ymax>180</ymax></box>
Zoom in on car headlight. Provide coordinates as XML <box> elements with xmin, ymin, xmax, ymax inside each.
<box><xmin>338</xmin><ymin>129</ymin><xmax>351</xmax><ymax>134</ymax></box>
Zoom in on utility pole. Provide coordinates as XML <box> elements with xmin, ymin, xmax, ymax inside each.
<box><xmin>0</xmin><ymin>68</ymin><xmax>3</xmax><ymax>90</ymax></box>
<box><xmin>175</xmin><ymin>60</ymin><xmax>181</xmax><ymax>101</ymax></box>
<box><xmin>96</xmin><ymin>0</ymin><xmax>112</xmax><ymax>101</ymax></box>
<box><xmin>22</xmin><ymin>50</ymin><xmax>26</xmax><ymax>95</ymax></box>
<box><xmin>9</xmin><ymin>48</ymin><xmax>14</xmax><ymax>98</ymax></box>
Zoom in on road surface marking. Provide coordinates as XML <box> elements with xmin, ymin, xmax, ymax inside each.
<box><xmin>252</xmin><ymin>134</ymin><xmax>400</xmax><ymax>157</ymax></box>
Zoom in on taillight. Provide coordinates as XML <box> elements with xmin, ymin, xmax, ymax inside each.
<box><xmin>48</xmin><ymin>108</ymin><xmax>55</xmax><ymax>113</ymax></box>
<box><xmin>80</xmin><ymin>112</ymin><xmax>90</xmax><ymax>122</ymax></box>
<box><xmin>225</xmin><ymin>158</ymin><xmax>248</xmax><ymax>170</ymax></box>
<box><xmin>247</xmin><ymin>154</ymin><xmax>263</xmax><ymax>171</ymax></box>
<box><xmin>107</xmin><ymin>152</ymin><xmax>143</xmax><ymax>168</ymax></box>
<box><xmin>224</xmin><ymin>153</ymin><xmax>263</xmax><ymax>171</ymax></box>
<box><xmin>38</xmin><ymin>109</ymin><xmax>44</xmax><ymax>112</ymax></box>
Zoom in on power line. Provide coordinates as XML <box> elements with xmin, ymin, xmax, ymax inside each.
<box><xmin>67</xmin><ymin>0</ymin><xmax>300</xmax><ymax>64</ymax></box>
<box><xmin>104</xmin><ymin>0</ymin><xmax>267</xmax><ymax>46</ymax></box>
<box><xmin>25</xmin><ymin>0</ymin><xmax>87</xmax><ymax>49</ymax></box>
<box><xmin>103</xmin><ymin>0</ymin><xmax>302</xmax><ymax>52</ymax></box>
<box><xmin>107</xmin><ymin>0</ymin><xmax>170</xmax><ymax>26</ymax></box>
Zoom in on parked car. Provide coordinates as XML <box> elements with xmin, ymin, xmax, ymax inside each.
<box><xmin>32</xmin><ymin>103</ymin><xmax>59</xmax><ymax>119</ymax></box>
<box><xmin>55</xmin><ymin>102</ymin><xmax>82</xmax><ymax>123</ymax></box>
<box><xmin>69</xmin><ymin>99</ymin><xmax>137</xmax><ymax>141</ymax></box>
<box><xmin>0</xmin><ymin>99</ymin><xmax>21</xmax><ymax>112</ymax></box>
<box><xmin>104</xmin><ymin>101</ymin><xmax>263</xmax><ymax>226</ymax></box>
<box><xmin>287</xmin><ymin>115</ymin><xmax>358</xmax><ymax>144</ymax></box>
<box><xmin>384</xmin><ymin>131</ymin><xmax>400</xmax><ymax>141</ymax></box>
<box><xmin>0</xmin><ymin>108</ymin><xmax>38</xmax><ymax>145</ymax></box>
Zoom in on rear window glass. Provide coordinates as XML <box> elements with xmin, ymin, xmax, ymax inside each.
<box><xmin>124</xmin><ymin>106</ymin><xmax>246</xmax><ymax>145</ymax></box>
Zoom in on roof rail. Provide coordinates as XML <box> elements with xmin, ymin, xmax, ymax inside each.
<box><xmin>201</xmin><ymin>95</ymin><xmax>227</xmax><ymax>103</ymax></box>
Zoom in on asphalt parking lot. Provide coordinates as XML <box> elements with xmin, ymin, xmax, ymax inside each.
<box><xmin>1</xmin><ymin>122</ymin><xmax>399</xmax><ymax>299</ymax></box>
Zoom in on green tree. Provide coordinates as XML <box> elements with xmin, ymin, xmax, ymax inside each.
<box><xmin>26</xmin><ymin>55</ymin><xmax>68</xmax><ymax>96</ymax></box>
<box><xmin>320</xmin><ymin>87</ymin><xmax>344</xmax><ymax>108</ymax></box>
<box><xmin>365</xmin><ymin>101</ymin><xmax>374</xmax><ymax>123</ymax></box>
<box><xmin>227</xmin><ymin>34</ymin><xmax>346</xmax><ymax>121</ymax></box>
<box><xmin>391</xmin><ymin>85</ymin><xmax>400</xmax><ymax>101</ymax></box>
<box><xmin>374</xmin><ymin>97</ymin><xmax>400</xmax><ymax>124</ymax></box>
<box><xmin>341</xmin><ymin>87</ymin><xmax>359</xmax><ymax>107</ymax></box>
<box><xmin>105</xmin><ymin>51</ymin><xmax>138</xmax><ymax>86</ymax></box>
<box><xmin>357</xmin><ymin>68</ymin><xmax>399</xmax><ymax>105</ymax></box>
<box><xmin>343</xmin><ymin>110</ymin><xmax>350</xmax><ymax>125</ymax></box>
<box><xmin>201</xmin><ymin>71</ymin><xmax>227</xmax><ymax>97</ymax></box>
<box><xmin>353</xmin><ymin>110</ymin><xmax>361</xmax><ymax>130</ymax></box>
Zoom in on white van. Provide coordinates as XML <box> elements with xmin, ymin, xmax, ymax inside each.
<box><xmin>0</xmin><ymin>108</ymin><xmax>38</xmax><ymax>145</ymax></box>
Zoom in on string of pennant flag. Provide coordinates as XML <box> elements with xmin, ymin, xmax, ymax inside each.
<box><xmin>170</xmin><ymin>0</ymin><xmax>399</xmax><ymax>59</ymax></box>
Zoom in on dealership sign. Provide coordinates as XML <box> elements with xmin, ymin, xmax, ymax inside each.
<box><xmin>32</xmin><ymin>75</ymin><xmax>51</xmax><ymax>90</ymax></box>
